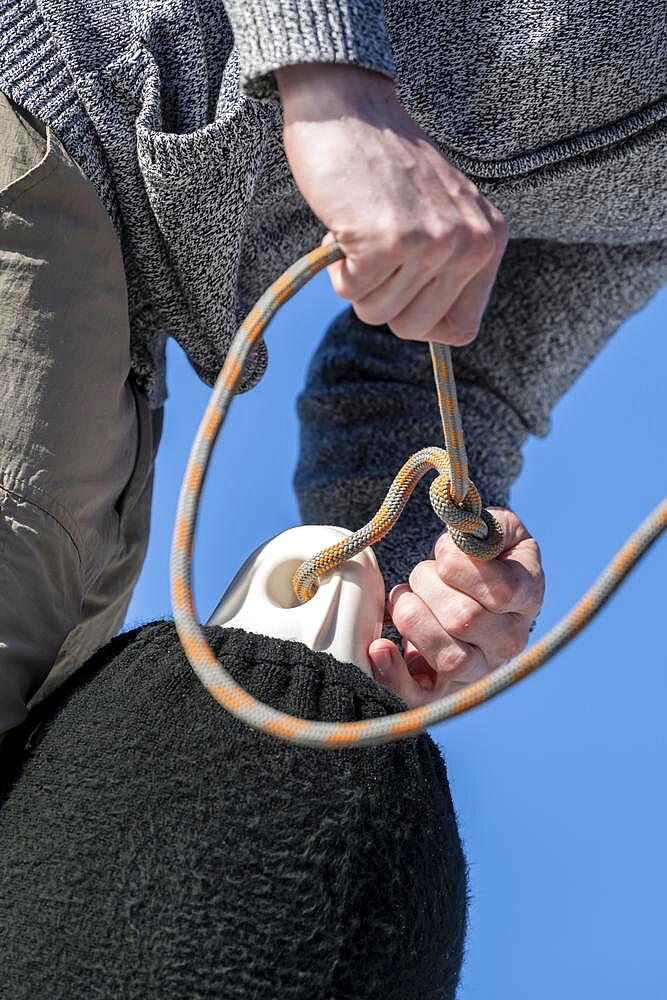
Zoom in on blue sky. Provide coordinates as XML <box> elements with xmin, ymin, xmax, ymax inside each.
<box><xmin>126</xmin><ymin>274</ymin><xmax>666</xmax><ymax>999</ymax></box>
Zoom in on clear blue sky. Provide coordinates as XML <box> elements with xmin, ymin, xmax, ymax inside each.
<box><xmin>125</xmin><ymin>274</ymin><xmax>666</xmax><ymax>999</ymax></box>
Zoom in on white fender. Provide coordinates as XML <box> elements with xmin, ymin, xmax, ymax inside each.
<box><xmin>207</xmin><ymin>525</ymin><xmax>385</xmax><ymax>677</ymax></box>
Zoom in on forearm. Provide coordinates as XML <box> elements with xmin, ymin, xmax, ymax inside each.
<box><xmin>274</xmin><ymin>61</ymin><xmax>397</xmax><ymax>123</ymax></box>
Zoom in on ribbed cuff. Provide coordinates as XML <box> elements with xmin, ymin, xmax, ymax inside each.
<box><xmin>223</xmin><ymin>0</ymin><xmax>396</xmax><ymax>100</ymax></box>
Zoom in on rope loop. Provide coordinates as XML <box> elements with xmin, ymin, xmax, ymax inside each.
<box><xmin>292</xmin><ymin>445</ymin><xmax>503</xmax><ymax>604</ymax></box>
<box><xmin>449</xmin><ymin>506</ymin><xmax>505</xmax><ymax>560</ymax></box>
<box><xmin>429</xmin><ymin>475</ymin><xmax>505</xmax><ymax>560</ymax></box>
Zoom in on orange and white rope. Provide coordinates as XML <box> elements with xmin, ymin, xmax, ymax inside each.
<box><xmin>171</xmin><ymin>243</ymin><xmax>666</xmax><ymax>749</ymax></box>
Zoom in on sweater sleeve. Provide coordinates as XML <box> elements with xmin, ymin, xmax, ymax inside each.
<box><xmin>294</xmin><ymin>238</ymin><xmax>667</xmax><ymax>592</ymax></box>
<box><xmin>221</xmin><ymin>0</ymin><xmax>396</xmax><ymax>100</ymax></box>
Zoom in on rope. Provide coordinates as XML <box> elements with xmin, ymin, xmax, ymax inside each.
<box><xmin>171</xmin><ymin>243</ymin><xmax>666</xmax><ymax>749</ymax></box>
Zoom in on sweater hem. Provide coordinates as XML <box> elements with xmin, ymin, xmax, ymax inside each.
<box><xmin>441</xmin><ymin>98</ymin><xmax>667</xmax><ymax>180</ymax></box>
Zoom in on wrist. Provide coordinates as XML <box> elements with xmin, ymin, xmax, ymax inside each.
<box><xmin>275</xmin><ymin>62</ymin><xmax>397</xmax><ymax>122</ymax></box>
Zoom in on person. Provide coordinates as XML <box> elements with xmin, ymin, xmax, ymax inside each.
<box><xmin>0</xmin><ymin>619</ymin><xmax>468</xmax><ymax>999</ymax></box>
<box><xmin>0</xmin><ymin>1</ymin><xmax>664</xmax><ymax>747</ymax></box>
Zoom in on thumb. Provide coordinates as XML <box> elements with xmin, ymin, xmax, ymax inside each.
<box><xmin>368</xmin><ymin>638</ymin><xmax>428</xmax><ymax>707</ymax></box>
<box><xmin>320</xmin><ymin>229</ymin><xmax>348</xmax><ymax>289</ymax></box>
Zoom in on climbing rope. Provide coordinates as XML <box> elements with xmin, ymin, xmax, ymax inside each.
<box><xmin>293</xmin><ymin>339</ymin><xmax>505</xmax><ymax>602</ymax></box>
<box><xmin>171</xmin><ymin>243</ymin><xmax>666</xmax><ymax>749</ymax></box>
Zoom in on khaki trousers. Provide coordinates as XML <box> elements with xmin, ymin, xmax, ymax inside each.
<box><xmin>0</xmin><ymin>93</ymin><xmax>161</xmax><ymax>746</ymax></box>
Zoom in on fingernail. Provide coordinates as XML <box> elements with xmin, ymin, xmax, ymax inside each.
<box><xmin>374</xmin><ymin>651</ymin><xmax>393</xmax><ymax>679</ymax></box>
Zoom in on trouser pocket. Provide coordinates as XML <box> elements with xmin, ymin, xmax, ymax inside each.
<box><xmin>0</xmin><ymin>91</ymin><xmax>161</xmax><ymax>726</ymax></box>
<box><xmin>0</xmin><ymin>90</ymin><xmax>54</xmax><ymax>200</ymax></box>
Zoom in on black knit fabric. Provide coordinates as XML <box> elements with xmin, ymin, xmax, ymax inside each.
<box><xmin>0</xmin><ymin>622</ymin><xmax>467</xmax><ymax>999</ymax></box>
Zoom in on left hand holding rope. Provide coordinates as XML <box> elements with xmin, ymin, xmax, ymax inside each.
<box><xmin>171</xmin><ymin>243</ymin><xmax>667</xmax><ymax>749</ymax></box>
<box><xmin>373</xmin><ymin>506</ymin><xmax>544</xmax><ymax>703</ymax></box>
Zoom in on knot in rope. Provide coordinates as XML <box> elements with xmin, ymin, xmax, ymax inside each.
<box><xmin>428</xmin><ymin>459</ymin><xmax>505</xmax><ymax>560</ymax></box>
<box><xmin>292</xmin><ymin>445</ymin><xmax>504</xmax><ymax>603</ymax></box>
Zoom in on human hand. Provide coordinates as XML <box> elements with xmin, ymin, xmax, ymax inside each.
<box><xmin>367</xmin><ymin>509</ymin><xmax>545</xmax><ymax>707</ymax></box>
<box><xmin>274</xmin><ymin>63</ymin><xmax>508</xmax><ymax>346</ymax></box>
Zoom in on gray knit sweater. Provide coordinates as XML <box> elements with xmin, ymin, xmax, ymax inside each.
<box><xmin>0</xmin><ymin>0</ymin><xmax>665</xmax><ymax>588</ymax></box>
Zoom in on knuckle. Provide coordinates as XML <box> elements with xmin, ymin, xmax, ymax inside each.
<box><xmin>444</xmin><ymin>179</ymin><xmax>466</xmax><ymax>201</ymax></box>
<box><xmin>435</xmin><ymin>316</ymin><xmax>478</xmax><ymax>346</ymax></box>
<box><xmin>336</xmin><ymin>272</ymin><xmax>373</xmax><ymax>305</ymax></box>
<box><xmin>464</xmin><ymin>220</ymin><xmax>495</xmax><ymax>262</ymax></box>
<box><xmin>386</xmin><ymin>233</ymin><xmax>414</xmax><ymax>264</ymax></box>
<box><xmin>386</xmin><ymin>224</ymin><xmax>435</xmax><ymax>260</ymax></box>
<box><xmin>389</xmin><ymin>320</ymin><xmax>425</xmax><ymax>341</ymax></box>
<box><xmin>405</xmin><ymin>310</ymin><xmax>439</xmax><ymax>341</ymax></box>
<box><xmin>435</xmin><ymin>545</ymin><xmax>459</xmax><ymax>581</ymax></box>
<box><xmin>448</xmin><ymin>219</ymin><xmax>467</xmax><ymax>249</ymax></box>
<box><xmin>408</xmin><ymin>561</ymin><xmax>429</xmax><ymax>593</ymax></box>
<box><xmin>436</xmin><ymin>646</ymin><xmax>470</xmax><ymax>677</ymax></box>
<box><xmin>432</xmin><ymin>528</ymin><xmax>451</xmax><ymax>561</ymax></box>
<box><xmin>329</xmin><ymin>270</ymin><xmax>352</xmax><ymax>301</ymax></box>
<box><xmin>392</xmin><ymin>594</ymin><xmax>423</xmax><ymax>634</ymax></box>
<box><xmin>423</xmin><ymin>218</ymin><xmax>458</xmax><ymax>254</ymax></box>
<box><xmin>447</xmin><ymin>598</ymin><xmax>482</xmax><ymax>637</ymax></box>
<box><xmin>485</xmin><ymin>577</ymin><xmax>515</xmax><ymax>613</ymax></box>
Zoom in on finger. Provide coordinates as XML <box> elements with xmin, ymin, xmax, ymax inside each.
<box><xmin>320</xmin><ymin>231</ymin><xmax>406</xmax><ymax>304</ymax></box>
<box><xmin>402</xmin><ymin>642</ymin><xmax>442</xmax><ymax>691</ymax></box>
<box><xmin>387</xmin><ymin>250</ymin><xmax>482</xmax><ymax>343</ymax></box>
<box><xmin>320</xmin><ymin>231</ymin><xmax>367</xmax><ymax>297</ymax></box>
<box><xmin>433</xmin><ymin>509</ymin><xmax>545</xmax><ymax>617</ymax></box>
<box><xmin>368</xmin><ymin>638</ymin><xmax>433</xmax><ymax>707</ymax></box>
<box><xmin>402</xmin><ymin>639</ymin><xmax>437</xmax><ymax>680</ymax></box>
<box><xmin>408</xmin><ymin>562</ymin><xmax>531</xmax><ymax>666</ymax></box>
<box><xmin>352</xmin><ymin>255</ymin><xmax>439</xmax><ymax>326</ymax></box>
<box><xmin>402</xmin><ymin>641</ymin><xmax>486</xmax><ymax>701</ymax></box>
<box><xmin>428</xmin><ymin>199</ymin><xmax>508</xmax><ymax>343</ymax></box>
<box><xmin>388</xmin><ymin>584</ymin><xmax>488</xmax><ymax>684</ymax></box>
<box><xmin>419</xmin><ymin>192</ymin><xmax>507</xmax><ymax>344</ymax></box>
<box><xmin>387</xmin><ymin>192</ymin><xmax>502</xmax><ymax>344</ymax></box>
<box><xmin>427</xmin><ymin>239</ymin><xmax>503</xmax><ymax>345</ymax></box>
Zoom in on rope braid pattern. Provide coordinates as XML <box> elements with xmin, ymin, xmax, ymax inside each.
<box><xmin>171</xmin><ymin>244</ymin><xmax>667</xmax><ymax>749</ymax></box>
<box><xmin>293</xmin><ymin>445</ymin><xmax>504</xmax><ymax>603</ymax></box>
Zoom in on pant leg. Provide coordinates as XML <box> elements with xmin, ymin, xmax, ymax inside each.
<box><xmin>0</xmin><ymin>93</ymin><xmax>161</xmax><ymax>741</ymax></box>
